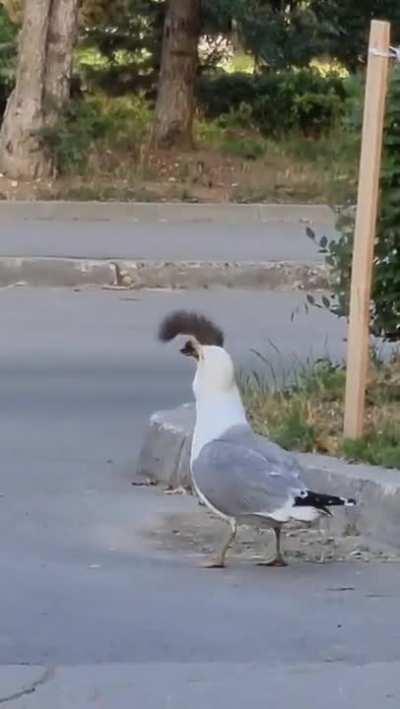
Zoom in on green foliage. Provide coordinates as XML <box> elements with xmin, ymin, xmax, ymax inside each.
<box><xmin>242</xmin><ymin>351</ymin><xmax>400</xmax><ymax>468</ymax></box>
<box><xmin>203</xmin><ymin>0</ymin><xmax>400</xmax><ymax>72</ymax></box>
<box><xmin>201</xmin><ymin>0</ymin><xmax>244</xmax><ymax>35</ymax></box>
<box><xmin>295</xmin><ymin>358</ymin><xmax>346</xmax><ymax>400</ymax></box>
<box><xmin>341</xmin><ymin>73</ymin><xmax>364</xmax><ymax>134</ymax></box>
<box><xmin>311</xmin><ymin>0</ymin><xmax>400</xmax><ymax>72</ymax></box>
<box><xmin>235</xmin><ymin>0</ymin><xmax>324</xmax><ymax>70</ymax></box>
<box><xmin>78</xmin><ymin>0</ymin><xmax>400</xmax><ymax>92</ymax></box>
<box><xmin>343</xmin><ymin>426</ymin><xmax>400</xmax><ymax>469</ymax></box>
<box><xmin>220</xmin><ymin>135</ymin><xmax>265</xmax><ymax>160</ymax></box>
<box><xmin>292</xmin><ymin>90</ymin><xmax>343</xmax><ymax>137</ymax></box>
<box><xmin>307</xmin><ymin>66</ymin><xmax>400</xmax><ymax>342</ymax></box>
<box><xmin>305</xmin><ymin>211</ymin><xmax>354</xmax><ymax>320</ymax></box>
<box><xmin>270</xmin><ymin>402</ymin><xmax>317</xmax><ymax>452</ymax></box>
<box><xmin>255</xmin><ymin>69</ymin><xmax>347</xmax><ymax>137</ymax></box>
<box><xmin>197</xmin><ymin>72</ymin><xmax>255</xmax><ymax>118</ymax></box>
<box><xmin>0</xmin><ymin>7</ymin><xmax>17</xmax><ymax>115</ymax></box>
<box><xmin>40</xmin><ymin>99</ymin><xmax>110</xmax><ymax>173</ymax></box>
<box><xmin>374</xmin><ymin>66</ymin><xmax>400</xmax><ymax>341</ymax></box>
<box><xmin>216</xmin><ymin>101</ymin><xmax>254</xmax><ymax>129</ymax></box>
<box><xmin>39</xmin><ymin>94</ymin><xmax>152</xmax><ymax>174</ymax></box>
<box><xmin>79</xmin><ymin>0</ymin><xmax>164</xmax><ymax>97</ymax></box>
<box><xmin>198</xmin><ymin>69</ymin><xmax>346</xmax><ymax>137</ymax></box>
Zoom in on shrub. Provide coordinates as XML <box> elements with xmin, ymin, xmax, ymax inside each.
<box><xmin>40</xmin><ymin>98</ymin><xmax>111</xmax><ymax>173</ymax></box>
<box><xmin>0</xmin><ymin>8</ymin><xmax>17</xmax><ymax>117</ymax></box>
<box><xmin>198</xmin><ymin>68</ymin><xmax>347</xmax><ymax>136</ymax></box>
<box><xmin>197</xmin><ymin>72</ymin><xmax>256</xmax><ymax>118</ymax></box>
<box><xmin>40</xmin><ymin>94</ymin><xmax>152</xmax><ymax>174</ymax></box>
<box><xmin>307</xmin><ymin>65</ymin><xmax>400</xmax><ymax>342</ymax></box>
<box><xmin>254</xmin><ymin>69</ymin><xmax>345</xmax><ymax>136</ymax></box>
<box><xmin>100</xmin><ymin>94</ymin><xmax>152</xmax><ymax>149</ymax></box>
<box><xmin>292</xmin><ymin>90</ymin><xmax>343</xmax><ymax>136</ymax></box>
<box><xmin>220</xmin><ymin>135</ymin><xmax>265</xmax><ymax>160</ymax></box>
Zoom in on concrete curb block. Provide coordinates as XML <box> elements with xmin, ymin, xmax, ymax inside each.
<box><xmin>0</xmin><ymin>257</ymin><xmax>328</xmax><ymax>290</ymax></box>
<box><xmin>136</xmin><ymin>404</ymin><xmax>400</xmax><ymax>550</ymax></box>
<box><xmin>0</xmin><ymin>257</ymin><xmax>117</xmax><ymax>287</ymax></box>
<box><xmin>118</xmin><ymin>260</ymin><xmax>328</xmax><ymax>290</ymax></box>
<box><xmin>0</xmin><ymin>201</ymin><xmax>335</xmax><ymax>224</ymax></box>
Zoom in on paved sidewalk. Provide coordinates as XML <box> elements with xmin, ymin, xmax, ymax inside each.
<box><xmin>0</xmin><ymin>201</ymin><xmax>334</xmax><ymax>261</ymax></box>
<box><xmin>1</xmin><ymin>660</ymin><xmax>399</xmax><ymax>708</ymax></box>
<box><xmin>0</xmin><ymin>202</ymin><xmax>334</xmax><ymax>288</ymax></box>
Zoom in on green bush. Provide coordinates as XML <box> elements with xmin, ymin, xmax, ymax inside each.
<box><xmin>197</xmin><ymin>72</ymin><xmax>256</xmax><ymax>118</ymax></box>
<box><xmin>220</xmin><ymin>135</ymin><xmax>265</xmax><ymax>160</ymax></box>
<box><xmin>40</xmin><ymin>94</ymin><xmax>152</xmax><ymax>174</ymax></box>
<box><xmin>0</xmin><ymin>8</ymin><xmax>17</xmax><ymax>117</ymax></box>
<box><xmin>292</xmin><ymin>90</ymin><xmax>343</xmax><ymax>136</ymax></box>
<box><xmin>40</xmin><ymin>98</ymin><xmax>111</xmax><ymax>173</ymax></box>
<box><xmin>375</xmin><ymin>67</ymin><xmax>400</xmax><ymax>340</ymax></box>
<box><xmin>254</xmin><ymin>69</ymin><xmax>345</xmax><ymax>136</ymax></box>
<box><xmin>341</xmin><ymin>72</ymin><xmax>364</xmax><ymax>135</ymax></box>
<box><xmin>197</xmin><ymin>68</ymin><xmax>347</xmax><ymax>136</ymax></box>
<box><xmin>307</xmin><ymin>65</ymin><xmax>400</xmax><ymax>342</ymax></box>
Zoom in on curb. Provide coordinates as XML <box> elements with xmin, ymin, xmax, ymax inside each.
<box><xmin>117</xmin><ymin>260</ymin><xmax>327</xmax><ymax>291</ymax></box>
<box><xmin>136</xmin><ymin>404</ymin><xmax>400</xmax><ymax>550</ymax></box>
<box><xmin>0</xmin><ymin>201</ymin><xmax>335</xmax><ymax>224</ymax></box>
<box><xmin>0</xmin><ymin>257</ymin><xmax>328</xmax><ymax>290</ymax></box>
<box><xmin>0</xmin><ymin>257</ymin><xmax>116</xmax><ymax>288</ymax></box>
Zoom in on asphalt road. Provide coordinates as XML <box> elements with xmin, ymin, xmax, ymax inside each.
<box><xmin>0</xmin><ymin>287</ymin><xmax>399</xmax><ymax>708</ymax></box>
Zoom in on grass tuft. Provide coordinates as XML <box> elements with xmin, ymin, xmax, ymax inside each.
<box><xmin>241</xmin><ymin>351</ymin><xmax>400</xmax><ymax>469</ymax></box>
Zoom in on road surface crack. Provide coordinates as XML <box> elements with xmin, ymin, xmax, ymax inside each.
<box><xmin>0</xmin><ymin>667</ymin><xmax>55</xmax><ymax>704</ymax></box>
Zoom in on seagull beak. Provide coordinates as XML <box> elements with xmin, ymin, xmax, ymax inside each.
<box><xmin>180</xmin><ymin>339</ymin><xmax>199</xmax><ymax>360</ymax></box>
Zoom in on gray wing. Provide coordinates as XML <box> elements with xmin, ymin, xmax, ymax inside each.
<box><xmin>192</xmin><ymin>426</ymin><xmax>306</xmax><ymax>519</ymax></box>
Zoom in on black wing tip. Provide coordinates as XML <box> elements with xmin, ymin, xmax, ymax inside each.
<box><xmin>158</xmin><ymin>310</ymin><xmax>224</xmax><ymax>346</ymax></box>
<box><xmin>295</xmin><ymin>492</ymin><xmax>357</xmax><ymax>510</ymax></box>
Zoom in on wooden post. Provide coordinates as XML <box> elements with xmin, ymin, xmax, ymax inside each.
<box><xmin>343</xmin><ymin>20</ymin><xmax>391</xmax><ymax>439</ymax></box>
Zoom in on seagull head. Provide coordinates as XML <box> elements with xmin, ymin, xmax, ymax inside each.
<box><xmin>158</xmin><ymin>310</ymin><xmax>235</xmax><ymax>394</ymax></box>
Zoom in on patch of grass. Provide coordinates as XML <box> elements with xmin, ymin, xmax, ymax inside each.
<box><xmin>343</xmin><ymin>429</ymin><xmax>400</xmax><ymax>469</ymax></box>
<box><xmin>270</xmin><ymin>402</ymin><xmax>317</xmax><ymax>452</ymax></box>
<box><xmin>46</xmin><ymin>183</ymin><xmax>165</xmax><ymax>202</ymax></box>
<box><xmin>264</xmin><ymin>127</ymin><xmax>359</xmax><ymax>203</ymax></box>
<box><xmin>220</xmin><ymin>136</ymin><xmax>266</xmax><ymax>160</ymax></box>
<box><xmin>231</xmin><ymin>185</ymin><xmax>274</xmax><ymax>203</ymax></box>
<box><xmin>194</xmin><ymin>114</ymin><xmax>359</xmax><ymax>204</ymax></box>
<box><xmin>194</xmin><ymin>118</ymin><xmax>226</xmax><ymax>148</ymax></box>
<box><xmin>241</xmin><ymin>352</ymin><xmax>400</xmax><ymax>469</ymax></box>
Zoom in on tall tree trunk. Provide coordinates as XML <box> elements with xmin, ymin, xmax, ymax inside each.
<box><xmin>152</xmin><ymin>0</ymin><xmax>200</xmax><ymax>149</ymax></box>
<box><xmin>0</xmin><ymin>0</ymin><xmax>52</xmax><ymax>178</ymax></box>
<box><xmin>44</xmin><ymin>0</ymin><xmax>79</xmax><ymax>126</ymax></box>
<box><xmin>0</xmin><ymin>0</ymin><xmax>78</xmax><ymax>179</ymax></box>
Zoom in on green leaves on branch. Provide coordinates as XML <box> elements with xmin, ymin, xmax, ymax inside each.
<box><xmin>307</xmin><ymin>66</ymin><xmax>400</xmax><ymax>342</ymax></box>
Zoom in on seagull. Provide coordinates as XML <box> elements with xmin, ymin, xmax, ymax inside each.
<box><xmin>159</xmin><ymin>310</ymin><xmax>356</xmax><ymax>568</ymax></box>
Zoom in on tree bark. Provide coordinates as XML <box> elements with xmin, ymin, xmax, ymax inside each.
<box><xmin>152</xmin><ymin>0</ymin><xmax>200</xmax><ymax>149</ymax></box>
<box><xmin>0</xmin><ymin>0</ymin><xmax>52</xmax><ymax>178</ymax></box>
<box><xmin>44</xmin><ymin>0</ymin><xmax>79</xmax><ymax>126</ymax></box>
<box><xmin>0</xmin><ymin>0</ymin><xmax>79</xmax><ymax>179</ymax></box>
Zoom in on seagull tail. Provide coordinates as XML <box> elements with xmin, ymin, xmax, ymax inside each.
<box><xmin>294</xmin><ymin>491</ymin><xmax>356</xmax><ymax>515</ymax></box>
